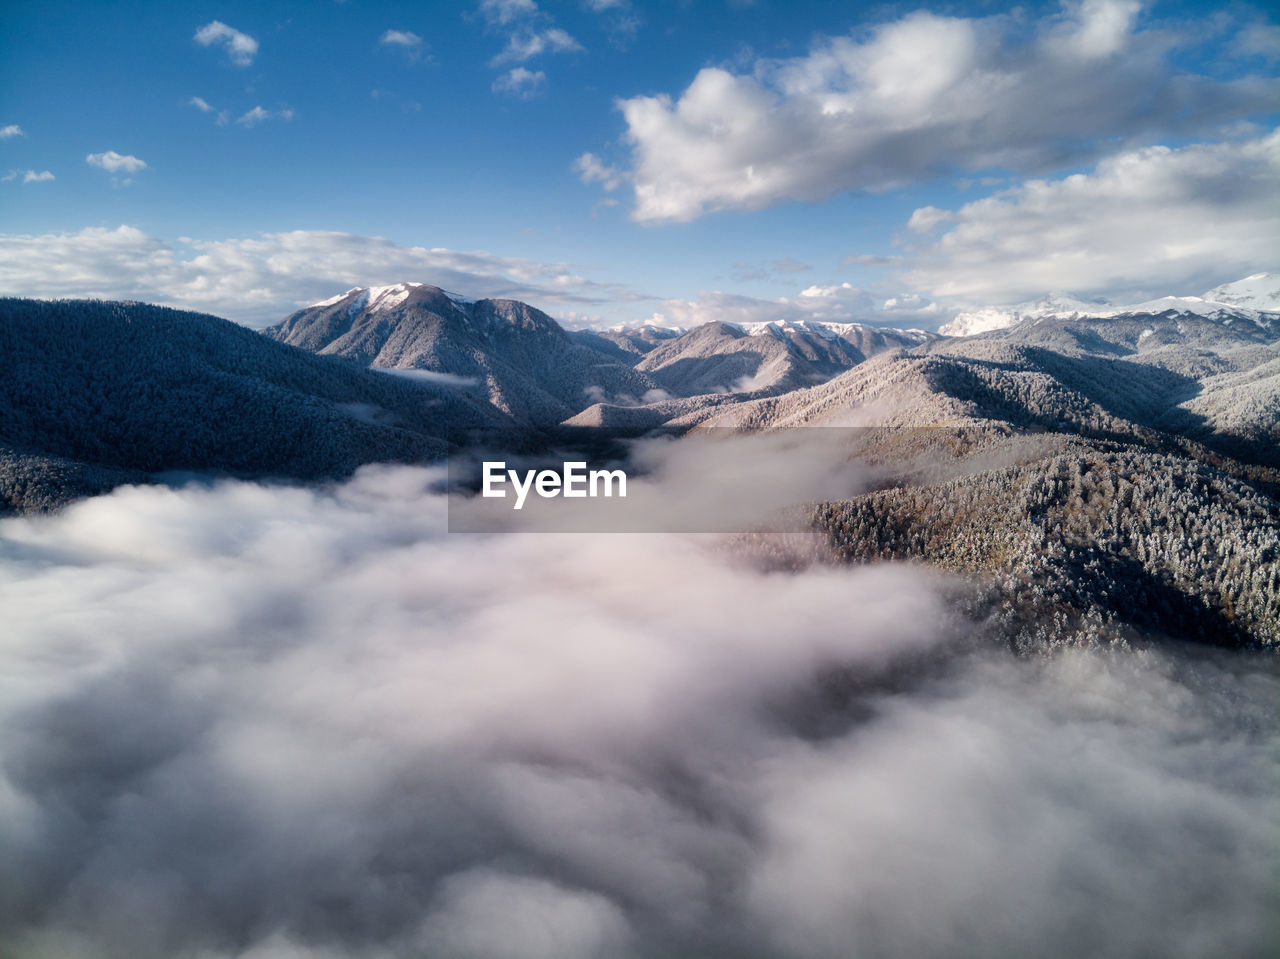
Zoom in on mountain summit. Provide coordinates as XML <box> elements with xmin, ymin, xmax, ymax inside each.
<box><xmin>264</xmin><ymin>284</ymin><xmax>665</xmax><ymax>425</ymax></box>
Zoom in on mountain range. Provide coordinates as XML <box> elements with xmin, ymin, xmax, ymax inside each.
<box><xmin>1</xmin><ymin>273</ymin><xmax>1276</xmax><ymax>647</ymax></box>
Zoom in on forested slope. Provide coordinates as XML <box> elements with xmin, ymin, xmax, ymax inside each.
<box><xmin>0</xmin><ymin>299</ymin><xmax>508</xmax><ymax>512</ymax></box>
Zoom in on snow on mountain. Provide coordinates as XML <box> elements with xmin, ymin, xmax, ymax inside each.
<box><xmin>1203</xmin><ymin>272</ymin><xmax>1280</xmax><ymax>313</ymax></box>
<box><xmin>735</xmin><ymin>318</ymin><xmax>933</xmax><ymax>343</ymax></box>
<box><xmin>940</xmin><ymin>273</ymin><xmax>1280</xmax><ymax>337</ymax></box>
<box><xmin>940</xmin><ymin>293</ymin><xmax>1110</xmax><ymax>336</ymax></box>
<box><xmin>269</xmin><ymin>283</ymin><xmax>667</xmax><ymax>425</ymax></box>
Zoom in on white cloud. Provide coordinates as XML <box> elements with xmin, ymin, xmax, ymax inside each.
<box><xmin>380</xmin><ymin>29</ymin><xmax>423</xmax><ymax>47</ymax></box>
<box><xmin>492</xmin><ymin>67</ymin><xmax>546</xmax><ymax>99</ymax></box>
<box><xmin>491</xmin><ymin>27</ymin><xmax>582</xmax><ymax>65</ymax></box>
<box><xmin>85</xmin><ymin>151</ymin><xmax>147</xmax><ymax>174</ymax></box>
<box><xmin>189</xmin><ymin>96</ymin><xmax>214</xmax><ymax>112</ymax></box>
<box><xmin>480</xmin><ymin>0</ymin><xmax>538</xmax><ymax>26</ymax></box>
<box><xmin>898</xmin><ymin>130</ymin><xmax>1280</xmax><ymax>304</ymax></box>
<box><xmin>0</xmin><ymin>124</ymin><xmax>25</xmax><ymax>139</ymax></box>
<box><xmin>594</xmin><ymin>1</ymin><xmax>1280</xmax><ymax>221</ymax></box>
<box><xmin>194</xmin><ymin>20</ymin><xmax>259</xmax><ymax>67</ymax></box>
<box><xmin>0</xmin><ymin>471</ymin><xmax>1276</xmax><ymax>956</ymax></box>
<box><xmin>0</xmin><ymin>225</ymin><xmax>638</xmax><ymax>326</ymax></box>
<box><xmin>573</xmin><ymin>152</ymin><xmax>623</xmax><ymax>191</ymax></box>
<box><xmin>3</xmin><ymin>169</ymin><xmax>54</xmax><ymax>184</ymax></box>
<box><xmin>236</xmin><ymin>106</ymin><xmax>294</xmax><ymax>127</ymax></box>
<box><xmin>647</xmin><ymin>282</ymin><xmax>941</xmax><ymax>330</ymax></box>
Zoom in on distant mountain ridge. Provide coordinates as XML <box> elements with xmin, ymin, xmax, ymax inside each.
<box><xmin>941</xmin><ymin>272</ymin><xmax>1280</xmax><ymax>336</ymax></box>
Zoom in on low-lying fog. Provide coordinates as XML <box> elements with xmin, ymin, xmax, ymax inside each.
<box><xmin>1</xmin><ymin>465</ymin><xmax>1277</xmax><ymax>958</ymax></box>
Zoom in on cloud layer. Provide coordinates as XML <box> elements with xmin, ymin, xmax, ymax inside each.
<box><xmin>588</xmin><ymin>0</ymin><xmax>1280</xmax><ymax>222</ymax></box>
<box><xmin>0</xmin><ymin>468</ymin><xmax>1277</xmax><ymax>958</ymax></box>
<box><xmin>0</xmin><ymin>226</ymin><xmax>637</xmax><ymax>326</ymax></box>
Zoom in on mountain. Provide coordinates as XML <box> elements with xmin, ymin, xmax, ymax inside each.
<box><xmin>1203</xmin><ymin>272</ymin><xmax>1280</xmax><ymax>314</ymax></box>
<box><xmin>630</xmin><ymin>319</ymin><xmax>935</xmax><ymax>397</ymax></box>
<box><xmin>0</xmin><ymin>298</ymin><xmax>509</xmax><ymax>513</ymax></box>
<box><xmin>692</xmin><ymin>310</ymin><xmax>1279</xmax><ymax>647</ymax></box>
<box><xmin>940</xmin><ymin>292</ymin><xmax>1110</xmax><ymax>336</ymax></box>
<box><xmin>940</xmin><ymin>272</ymin><xmax>1280</xmax><ymax>336</ymax></box>
<box><xmin>264</xmin><ymin>283</ymin><xmax>667</xmax><ymax>425</ymax></box>
<box><xmin>568</xmin><ymin>325</ymin><xmax>684</xmax><ymax>363</ymax></box>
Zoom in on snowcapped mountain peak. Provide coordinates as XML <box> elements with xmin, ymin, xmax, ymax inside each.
<box><xmin>308</xmin><ymin>287</ymin><xmax>363</xmax><ymax>308</ymax></box>
<box><xmin>306</xmin><ymin>282</ymin><xmax>428</xmax><ymax>312</ymax></box>
<box><xmin>1202</xmin><ymin>272</ymin><xmax>1280</xmax><ymax>314</ymax></box>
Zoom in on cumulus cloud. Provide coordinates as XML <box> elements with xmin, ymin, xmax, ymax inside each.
<box><xmin>592</xmin><ymin>0</ymin><xmax>1280</xmax><ymax>221</ymax></box>
<box><xmin>194</xmin><ymin>20</ymin><xmax>259</xmax><ymax>66</ymax></box>
<box><xmin>188</xmin><ymin>96</ymin><xmax>214</xmax><ymax>112</ymax></box>
<box><xmin>0</xmin><ymin>467</ymin><xmax>1276</xmax><ymax>958</ymax></box>
<box><xmin>492</xmin><ymin>67</ymin><xmax>546</xmax><ymax>99</ymax></box>
<box><xmin>0</xmin><ymin>124</ymin><xmax>25</xmax><ymax>139</ymax></box>
<box><xmin>85</xmin><ymin>151</ymin><xmax>147</xmax><ymax>176</ymax></box>
<box><xmin>648</xmin><ymin>282</ymin><xmax>942</xmax><ymax>330</ymax></box>
<box><xmin>898</xmin><ymin>129</ymin><xmax>1280</xmax><ymax>304</ymax></box>
<box><xmin>0</xmin><ymin>225</ymin><xmax>639</xmax><ymax>326</ymax></box>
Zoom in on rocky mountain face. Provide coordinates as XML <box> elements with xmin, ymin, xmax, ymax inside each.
<box><xmin>0</xmin><ymin>298</ymin><xmax>509</xmax><ymax>513</ymax></box>
<box><xmin>264</xmin><ymin>284</ymin><xmax>667</xmax><ymax>425</ymax></box>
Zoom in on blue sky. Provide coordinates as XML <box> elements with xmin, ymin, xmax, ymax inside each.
<box><xmin>1</xmin><ymin>0</ymin><xmax>1276</xmax><ymax>327</ymax></box>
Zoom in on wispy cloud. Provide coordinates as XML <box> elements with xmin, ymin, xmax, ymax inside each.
<box><xmin>573</xmin><ymin>152</ymin><xmax>623</xmax><ymax>191</ymax></box>
<box><xmin>0</xmin><ymin>225</ymin><xmax>639</xmax><ymax>326</ymax></box>
<box><xmin>85</xmin><ymin>151</ymin><xmax>147</xmax><ymax>174</ymax></box>
<box><xmin>476</xmin><ymin>0</ymin><xmax>582</xmax><ymax>92</ymax></box>
<box><xmin>0</xmin><ymin>124</ymin><xmax>25</xmax><ymax>140</ymax></box>
<box><xmin>188</xmin><ymin>96</ymin><xmax>214</xmax><ymax>112</ymax></box>
<box><xmin>588</xmin><ymin>0</ymin><xmax>1280</xmax><ymax>222</ymax></box>
<box><xmin>236</xmin><ymin>106</ymin><xmax>295</xmax><ymax>127</ymax></box>
<box><xmin>490</xmin><ymin>26</ymin><xmax>582</xmax><ymax>66</ymax></box>
<box><xmin>492</xmin><ymin>67</ymin><xmax>546</xmax><ymax>99</ymax></box>
<box><xmin>2</xmin><ymin>169</ymin><xmax>54</xmax><ymax>184</ymax></box>
<box><xmin>194</xmin><ymin>20</ymin><xmax>259</xmax><ymax>67</ymax></box>
<box><xmin>479</xmin><ymin>0</ymin><xmax>538</xmax><ymax>26</ymax></box>
<box><xmin>731</xmin><ymin>257</ymin><xmax>812</xmax><ymax>282</ymax></box>
<box><xmin>379</xmin><ymin>29</ymin><xmax>423</xmax><ymax>48</ymax></box>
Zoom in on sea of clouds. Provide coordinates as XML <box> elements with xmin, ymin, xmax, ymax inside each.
<box><xmin>1</xmin><ymin>465</ymin><xmax>1277</xmax><ymax>958</ymax></box>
